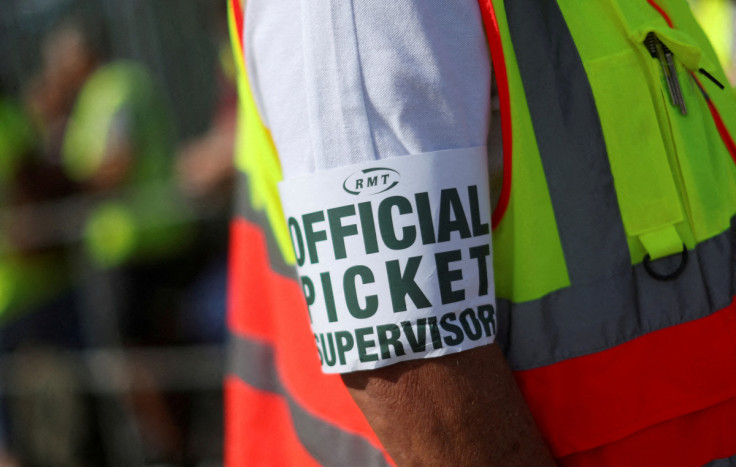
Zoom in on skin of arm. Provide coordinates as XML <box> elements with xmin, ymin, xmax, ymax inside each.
<box><xmin>342</xmin><ymin>343</ymin><xmax>556</xmax><ymax>466</ymax></box>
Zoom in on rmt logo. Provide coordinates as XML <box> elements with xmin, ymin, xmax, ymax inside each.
<box><xmin>342</xmin><ymin>167</ymin><xmax>400</xmax><ymax>195</ymax></box>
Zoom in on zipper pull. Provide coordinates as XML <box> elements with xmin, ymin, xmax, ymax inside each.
<box><xmin>644</xmin><ymin>33</ymin><xmax>688</xmax><ymax>115</ymax></box>
<box><xmin>660</xmin><ymin>42</ymin><xmax>687</xmax><ymax>115</ymax></box>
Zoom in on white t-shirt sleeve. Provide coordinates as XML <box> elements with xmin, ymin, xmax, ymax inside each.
<box><xmin>245</xmin><ymin>0</ymin><xmax>492</xmax><ymax>175</ymax></box>
<box><xmin>245</xmin><ymin>0</ymin><xmax>496</xmax><ymax>373</ymax></box>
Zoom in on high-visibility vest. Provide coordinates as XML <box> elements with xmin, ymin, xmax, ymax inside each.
<box><xmin>227</xmin><ymin>0</ymin><xmax>736</xmax><ymax>464</ymax></box>
<box><xmin>487</xmin><ymin>0</ymin><xmax>736</xmax><ymax>464</ymax></box>
<box><xmin>0</xmin><ymin>98</ymin><xmax>34</xmax><ymax>184</ymax></box>
<box><xmin>62</xmin><ymin>62</ymin><xmax>193</xmax><ymax>268</ymax></box>
<box><xmin>0</xmin><ymin>100</ymin><xmax>70</xmax><ymax>324</ymax></box>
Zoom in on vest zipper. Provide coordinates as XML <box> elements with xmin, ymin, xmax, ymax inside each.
<box><xmin>640</xmin><ymin>32</ymin><xmax>694</xmax><ymax>224</ymax></box>
<box><xmin>644</xmin><ymin>33</ymin><xmax>687</xmax><ymax>115</ymax></box>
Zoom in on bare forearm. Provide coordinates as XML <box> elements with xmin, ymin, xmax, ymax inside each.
<box><xmin>342</xmin><ymin>344</ymin><xmax>555</xmax><ymax>466</ymax></box>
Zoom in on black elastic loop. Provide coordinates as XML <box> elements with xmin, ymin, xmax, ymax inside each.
<box><xmin>643</xmin><ymin>244</ymin><xmax>688</xmax><ymax>281</ymax></box>
<box><xmin>698</xmin><ymin>68</ymin><xmax>726</xmax><ymax>90</ymax></box>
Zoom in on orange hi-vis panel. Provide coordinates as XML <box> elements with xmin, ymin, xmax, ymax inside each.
<box><xmin>227</xmin><ymin>0</ymin><xmax>736</xmax><ymax>464</ymax></box>
<box><xmin>226</xmin><ymin>0</ymin><xmax>391</xmax><ymax>465</ymax></box>
<box><xmin>227</xmin><ymin>215</ymin><xmax>390</xmax><ymax>466</ymax></box>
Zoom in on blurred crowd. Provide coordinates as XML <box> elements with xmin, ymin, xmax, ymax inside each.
<box><xmin>0</xmin><ymin>1</ymin><xmax>234</xmax><ymax>465</ymax></box>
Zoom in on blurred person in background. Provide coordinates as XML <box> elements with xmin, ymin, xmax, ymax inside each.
<box><xmin>58</xmin><ymin>15</ymin><xmax>194</xmax><ymax>279</ymax></box>
<box><xmin>0</xmin><ymin>78</ymin><xmax>37</xmax><ymax>467</ymax></box>
<box><xmin>690</xmin><ymin>0</ymin><xmax>736</xmax><ymax>82</ymax></box>
<box><xmin>0</xmin><ymin>69</ymin><xmax>88</xmax><ymax>467</ymax></box>
<box><xmin>0</xmin><ymin>55</ymin><xmax>80</xmax><ymax>349</ymax></box>
<box><xmin>2</xmin><ymin>12</ymin><xmax>195</xmax><ymax>464</ymax></box>
<box><xmin>55</xmin><ymin>14</ymin><xmax>199</xmax><ymax>463</ymax></box>
<box><xmin>25</xmin><ymin>13</ymin><xmax>99</xmax><ymax>168</ymax></box>
<box><xmin>175</xmin><ymin>1</ymin><xmax>237</xmax><ymax>346</ymax></box>
<box><xmin>2</xmin><ymin>0</ymin><xmax>230</xmax><ymax>462</ymax></box>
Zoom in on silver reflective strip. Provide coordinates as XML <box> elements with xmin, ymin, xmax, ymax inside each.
<box><xmin>229</xmin><ymin>335</ymin><xmax>390</xmax><ymax>467</ymax></box>
<box><xmin>503</xmin><ymin>0</ymin><xmax>630</xmax><ymax>284</ymax></box>
<box><xmin>233</xmin><ymin>171</ymin><xmax>297</xmax><ymax>279</ymax></box>
<box><xmin>498</xmin><ymin>218</ymin><xmax>736</xmax><ymax>370</ymax></box>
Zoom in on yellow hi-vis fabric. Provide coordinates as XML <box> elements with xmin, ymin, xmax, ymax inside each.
<box><xmin>491</xmin><ymin>0</ymin><xmax>736</xmax><ymax>304</ymax></box>
<box><xmin>227</xmin><ymin>0</ymin><xmax>294</xmax><ymax>265</ymax></box>
<box><xmin>61</xmin><ymin>62</ymin><xmax>192</xmax><ymax>267</ymax></box>
<box><xmin>485</xmin><ymin>0</ymin><xmax>736</xmax><ymax>460</ymax></box>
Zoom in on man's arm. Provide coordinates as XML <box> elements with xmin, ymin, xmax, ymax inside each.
<box><xmin>342</xmin><ymin>343</ymin><xmax>555</xmax><ymax>466</ymax></box>
<box><xmin>245</xmin><ymin>1</ymin><xmax>554</xmax><ymax>463</ymax></box>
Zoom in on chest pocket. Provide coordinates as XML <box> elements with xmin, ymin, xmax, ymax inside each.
<box><xmin>562</xmin><ymin>0</ymin><xmax>736</xmax><ymax>265</ymax></box>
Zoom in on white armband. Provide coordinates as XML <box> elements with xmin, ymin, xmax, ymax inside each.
<box><xmin>279</xmin><ymin>147</ymin><xmax>496</xmax><ymax>373</ymax></box>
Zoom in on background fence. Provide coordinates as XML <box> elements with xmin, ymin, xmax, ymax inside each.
<box><xmin>1</xmin><ymin>0</ymin><xmax>231</xmax><ymax>465</ymax></box>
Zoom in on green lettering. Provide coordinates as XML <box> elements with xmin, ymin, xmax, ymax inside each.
<box><xmin>289</xmin><ymin>217</ymin><xmax>306</xmax><ymax>266</ymax></box>
<box><xmin>378</xmin><ymin>196</ymin><xmax>417</xmax><ymax>250</ymax></box>
<box><xmin>327</xmin><ymin>205</ymin><xmax>359</xmax><ymax>260</ymax></box>
<box><xmin>300</xmin><ymin>276</ymin><xmax>315</xmax><ymax>322</ymax></box>
<box><xmin>440</xmin><ymin>312</ymin><xmax>465</xmax><ymax>346</ymax></box>
<box><xmin>335</xmin><ymin>331</ymin><xmax>355</xmax><ymax>365</ymax></box>
<box><xmin>344</xmin><ymin>266</ymin><xmax>378</xmax><ymax>319</ymax></box>
<box><xmin>469</xmin><ymin>244</ymin><xmax>491</xmax><ymax>297</ymax></box>
<box><xmin>435</xmin><ymin>250</ymin><xmax>465</xmax><ymax>304</ymax></box>
<box><xmin>355</xmin><ymin>327</ymin><xmax>379</xmax><ymax>362</ymax></box>
<box><xmin>319</xmin><ymin>333</ymin><xmax>337</xmax><ymax>367</ymax></box>
<box><xmin>401</xmin><ymin>319</ymin><xmax>427</xmax><ymax>353</ymax></box>
<box><xmin>414</xmin><ymin>192</ymin><xmax>436</xmax><ymax>245</ymax></box>
<box><xmin>358</xmin><ymin>202</ymin><xmax>379</xmax><ymax>254</ymax></box>
<box><xmin>303</xmin><ymin>211</ymin><xmax>328</xmax><ymax>264</ymax></box>
<box><xmin>377</xmin><ymin>324</ymin><xmax>406</xmax><ymax>360</ymax></box>
<box><xmin>438</xmin><ymin>188</ymin><xmax>471</xmax><ymax>242</ymax></box>
<box><xmin>468</xmin><ymin>185</ymin><xmax>490</xmax><ymax>237</ymax></box>
<box><xmin>478</xmin><ymin>304</ymin><xmax>496</xmax><ymax>337</ymax></box>
<box><xmin>428</xmin><ymin>317</ymin><xmax>443</xmax><ymax>350</ymax></box>
<box><xmin>320</xmin><ymin>272</ymin><xmax>338</xmax><ymax>323</ymax></box>
<box><xmin>386</xmin><ymin>256</ymin><xmax>432</xmax><ymax>312</ymax></box>
<box><xmin>459</xmin><ymin>308</ymin><xmax>483</xmax><ymax>340</ymax></box>
<box><xmin>315</xmin><ymin>334</ymin><xmax>323</xmax><ymax>364</ymax></box>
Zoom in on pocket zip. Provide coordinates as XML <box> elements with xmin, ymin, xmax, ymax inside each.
<box><xmin>645</xmin><ymin>1</ymin><xmax>736</xmax><ymax>164</ymax></box>
<box><xmin>639</xmin><ymin>32</ymin><xmax>694</xmax><ymax>225</ymax></box>
<box><xmin>644</xmin><ymin>32</ymin><xmax>687</xmax><ymax>115</ymax></box>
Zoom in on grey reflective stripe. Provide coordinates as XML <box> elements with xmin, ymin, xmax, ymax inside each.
<box><xmin>498</xmin><ymin>217</ymin><xmax>736</xmax><ymax>370</ymax></box>
<box><xmin>706</xmin><ymin>453</ymin><xmax>736</xmax><ymax>466</ymax></box>
<box><xmin>233</xmin><ymin>171</ymin><xmax>297</xmax><ymax>279</ymax></box>
<box><xmin>229</xmin><ymin>335</ymin><xmax>391</xmax><ymax>467</ymax></box>
<box><xmin>503</xmin><ymin>0</ymin><xmax>630</xmax><ymax>284</ymax></box>
<box><xmin>229</xmin><ymin>334</ymin><xmax>281</xmax><ymax>394</ymax></box>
